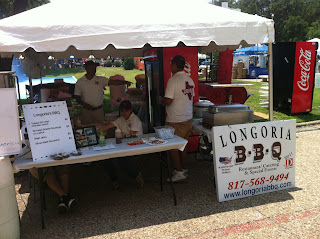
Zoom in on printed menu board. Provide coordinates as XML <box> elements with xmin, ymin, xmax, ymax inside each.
<box><xmin>23</xmin><ymin>101</ymin><xmax>76</xmax><ymax>161</ymax></box>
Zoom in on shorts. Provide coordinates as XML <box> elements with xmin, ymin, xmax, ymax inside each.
<box><xmin>80</xmin><ymin>108</ymin><xmax>105</xmax><ymax>124</ymax></box>
<box><xmin>29</xmin><ymin>165</ymin><xmax>69</xmax><ymax>182</ymax></box>
<box><xmin>166</xmin><ymin>118</ymin><xmax>193</xmax><ymax>140</ymax></box>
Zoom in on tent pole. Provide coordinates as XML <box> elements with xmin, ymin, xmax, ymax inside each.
<box><xmin>268</xmin><ymin>42</ymin><xmax>273</xmax><ymax>121</ymax></box>
<box><xmin>14</xmin><ymin>75</ymin><xmax>23</xmax><ymax>119</ymax></box>
<box><xmin>29</xmin><ymin>77</ymin><xmax>34</xmax><ymax>103</ymax></box>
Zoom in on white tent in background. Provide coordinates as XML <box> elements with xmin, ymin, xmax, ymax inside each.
<box><xmin>307</xmin><ymin>38</ymin><xmax>320</xmax><ymax>55</ymax></box>
<box><xmin>198</xmin><ymin>53</ymin><xmax>209</xmax><ymax>60</ymax></box>
<box><xmin>0</xmin><ymin>0</ymin><xmax>275</xmax><ymax>118</ymax></box>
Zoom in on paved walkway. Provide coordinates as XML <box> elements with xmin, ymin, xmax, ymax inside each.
<box><xmin>15</xmin><ymin>124</ymin><xmax>320</xmax><ymax>239</ymax></box>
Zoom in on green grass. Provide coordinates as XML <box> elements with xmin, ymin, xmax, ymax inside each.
<box><xmin>232</xmin><ymin>79</ymin><xmax>320</xmax><ymax>123</ymax></box>
<box><xmin>46</xmin><ymin>66</ymin><xmax>143</xmax><ymax>96</ymax></box>
<box><xmin>30</xmin><ymin>67</ymin><xmax>320</xmax><ymax>123</ymax></box>
<box><xmin>46</xmin><ymin>67</ymin><xmax>144</xmax><ymax>117</ymax></box>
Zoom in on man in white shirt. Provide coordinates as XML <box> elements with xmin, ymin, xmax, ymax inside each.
<box><xmin>74</xmin><ymin>60</ymin><xmax>131</xmax><ymax>124</ymax></box>
<box><xmin>161</xmin><ymin>55</ymin><xmax>195</xmax><ymax>182</ymax></box>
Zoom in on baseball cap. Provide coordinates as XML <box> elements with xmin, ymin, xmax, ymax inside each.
<box><xmin>84</xmin><ymin>60</ymin><xmax>99</xmax><ymax>67</ymax></box>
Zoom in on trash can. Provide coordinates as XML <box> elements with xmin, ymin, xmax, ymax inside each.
<box><xmin>0</xmin><ymin>156</ymin><xmax>20</xmax><ymax>239</ymax></box>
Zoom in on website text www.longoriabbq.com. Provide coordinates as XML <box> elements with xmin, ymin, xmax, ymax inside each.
<box><xmin>224</xmin><ymin>182</ymin><xmax>292</xmax><ymax>199</ymax></box>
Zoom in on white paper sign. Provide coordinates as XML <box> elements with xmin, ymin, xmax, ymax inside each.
<box><xmin>23</xmin><ymin>101</ymin><xmax>76</xmax><ymax>161</ymax></box>
<box><xmin>0</xmin><ymin>89</ymin><xmax>21</xmax><ymax>156</ymax></box>
<box><xmin>213</xmin><ymin>120</ymin><xmax>296</xmax><ymax>202</ymax></box>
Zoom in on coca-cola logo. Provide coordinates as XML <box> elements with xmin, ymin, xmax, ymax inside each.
<box><xmin>184</xmin><ymin>62</ymin><xmax>192</xmax><ymax>76</ymax></box>
<box><xmin>170</xmin><ymin>61</ymin><xmax>192</xmax><ymax>77</ymax></box>
<box><xmin>297</xmin><ymin>48</ymin><xmax>311</xmax><ymax>91</ymax></box>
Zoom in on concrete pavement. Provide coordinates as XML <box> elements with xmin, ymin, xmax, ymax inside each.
<box><xmin>14</xmin><ymin>123</ymin><xmax>320</xmax><ymax>238</ymax></box>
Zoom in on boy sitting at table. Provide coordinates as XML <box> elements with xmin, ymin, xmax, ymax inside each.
<box><xmin>102</xmin><ymin>100</ymin><xmax>143</xmax><ymax>137</ymax></box>
<box><xmin>29</xmin><ymin>166</ymin><xmax>76</xmax><ymax>213</ymax></box>
<box><xmin>102</xmin><ymin>100</ymin><xmax>144</xmax><ymax>189</ymax></box>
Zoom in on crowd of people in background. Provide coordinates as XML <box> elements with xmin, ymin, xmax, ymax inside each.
<box><xmin>50</xmin><ymin>57</ymin><xmax>124</xmax><ymax>69</ymax></box>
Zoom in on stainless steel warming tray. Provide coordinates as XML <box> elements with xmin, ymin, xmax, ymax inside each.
<box><xmin>202</xmin><ymin>104</ymin><xmax>254</xmax><ymax>127</ymax></box>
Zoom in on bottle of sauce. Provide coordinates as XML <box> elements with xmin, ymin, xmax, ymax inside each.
<box><xmin>99</xmin><ymin>129</ymin><xmax>106</xmax><ymax>146</ymax></box>
<box><xmin>115</xmin><ymin>128</ymin><xmax>122</xmax><ymax>144</ymax></box>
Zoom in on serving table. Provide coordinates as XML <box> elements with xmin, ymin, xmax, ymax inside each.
<box><xmin>13</xmin><ymin>134</ymin><xmax>188</xmax><ymax>229</ymax></box>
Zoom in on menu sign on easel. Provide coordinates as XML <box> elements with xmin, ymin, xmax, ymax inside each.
<box><xmin>23</xmin><ymin>101</ymin><xmax>76</xmax><ymax>161</ymax></box>
<box><xmin>0</xmin><ymin>89</ymin><xmax>21</xmax><ymax>156</ymax></box>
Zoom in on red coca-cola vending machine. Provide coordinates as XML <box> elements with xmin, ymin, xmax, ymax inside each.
<box><xmin>143</xmin><ymin>47</ymin><xmax>199</xmax><ymax>132</ymax></box>
<box><xmin>273</xmin><ymin>41</ymin><xmax>318</xmax><ymax>114</ymax></box>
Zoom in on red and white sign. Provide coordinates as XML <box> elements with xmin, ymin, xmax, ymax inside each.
<box><xmin>212</xmin><ymin>120</ymin><xmax>296</xmax><ymax>202</ymax></box>
<box><xmin>291</xmin><ymin>42</ymin><xmax>317</xmax><ymax>113</ymax></box>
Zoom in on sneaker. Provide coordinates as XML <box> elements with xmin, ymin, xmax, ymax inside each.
<box><xmin>182</xmin><ymin>169</ymin><xmax>189</xmax><ymax>177</ymax></box>
<box><xmin>66</xmin><ymin>195</ymin><xmax>76</xmax><ymax>211</ymax></box>
<box><xmin>167</xmin><ymin>170</ymin><xmax>187</xmax><ymax>183</ymax></box>
<box><xmin>136</xmin><ymin>172</ymin><xmax>144</xmax><ymax>189</ymax></box>
<box><xmin>58</xmin><ymin>197</ymin><xmax>68</xmax><ymax>213</ymax></box>
<box><xmin>171</xmin><ymin>169</ymin><xmax>189</xmax><ymax>177</ymax></box>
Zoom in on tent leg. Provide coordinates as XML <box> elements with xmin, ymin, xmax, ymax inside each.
<box><xmin>268</xmin><ymin>42</ymin><xmax>273</xmax><ymax>121</ymax></box>
<box><xmin>28</xmin><ymin>77</ymin><xmax>34</xmax><ymax>103</ymax></box>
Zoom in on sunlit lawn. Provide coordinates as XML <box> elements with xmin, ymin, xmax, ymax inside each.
<box><xmin>32</xmin><ymin>67</ymin><xmax>320</xmax><ymax>123</ymax></box>
<box><xmin>232</xmin><ymin>79</ymin><xmax>320</xmax><ymax>123</ymax></box>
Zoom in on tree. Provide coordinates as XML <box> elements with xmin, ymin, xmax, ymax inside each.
<box><xmin>236</xmin><ymin>0</ymin><xmax>272</xmax><ymax>18</ymax></box>
<box><xmin>282</xmin><ymin>16</ymin><xmax>308</xmax><ymax>42</ymax></box>
<box><xmin>0</xmin><ymin>0</ymin><xmax>49</xmax><ymax>19</ymax></box>
<box><xmin>13</xmin><ymin>0</ymin><xmax>27</xmax><ymax>15</ymax></box>
<box><xmin>307</xmin><ymin>20</ymin><xmax>320</xmax><ymax>40</ymax></box>
<box><xmin>236</xmin><ymin>0</ymin><xmax>320</xmax><ymax>42</ymax></box>
<box><xmin>269</xmin><ymin>0</ymin><xmax>307</xmax><ymax>41</ymax></box>
<box><xmin>123</xmin><ymin>57</ymin><xmax>135</xmax><ymax>70</ymax></box>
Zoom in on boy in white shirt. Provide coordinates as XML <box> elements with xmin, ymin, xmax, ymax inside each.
<box><xmin>102</xmin><ymin>100</ymin><xmax>143</xmax><ymax>136</ymax></box>
<box><xmin>102</xmin><ymin>100</ymin><xmax>143</xmax><ymax>189</ymax></box>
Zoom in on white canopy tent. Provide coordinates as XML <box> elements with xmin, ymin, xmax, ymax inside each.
<box><xmin>0</xmin><ymin>0</ymin><xmax>275</xmax><ymax>119</ymax></box>
<box><xmin>0</xmin><ymin>0</ymin><xmax>274</xmax><ymax>58</ymax></box>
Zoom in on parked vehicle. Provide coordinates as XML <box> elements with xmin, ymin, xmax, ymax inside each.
<box><xmin>198</xmin><ymin>60</ymin><xmax>211</xmax><ymax>72</ymax></box>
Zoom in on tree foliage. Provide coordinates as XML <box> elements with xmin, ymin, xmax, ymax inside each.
<box><xmin>123</xmin><ymin>57</ymin><xmax>135</xmax><ymax>70</ymax></box>
<box><xmin>232</xmin><ymin>0</ymin><xmax>320</xmax><ymax>42</ymax></box>
<box><xmin>0</xmin><ymin>0</ymin><xmax>49</xmax><ymax>19</ymax></box>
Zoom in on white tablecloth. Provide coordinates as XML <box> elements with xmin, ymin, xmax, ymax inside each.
<box><xmin>13</xmin><ymin>134</ymin><xmax>187</xmax><ymax>172</ymax></box>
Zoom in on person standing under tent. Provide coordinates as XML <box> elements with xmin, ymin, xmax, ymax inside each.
<box><xmin>160</xmin><ymin>55</ymin><xmax>195</xmax><ymax>182</ymax></box>
<box><xmin>74</xmin><ymin>60</ymin><xmax>131</xmax><ymax>124</ymax></box>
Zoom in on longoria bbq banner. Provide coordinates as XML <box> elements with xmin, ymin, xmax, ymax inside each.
<box><xmin>212</xmin><ymin>120</ymin><xmax>296</xmax><ymax>202</ymax></box>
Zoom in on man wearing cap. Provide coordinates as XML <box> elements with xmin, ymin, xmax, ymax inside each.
<box><xmin>160</xmin><ymin>55</ymin><xmax>195</xmax><ymax>182</ymax></box>
<box><xmin>74</xmin><ymin>60</ymin><xmax>131</xmax><ymax>124</ymax></box>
